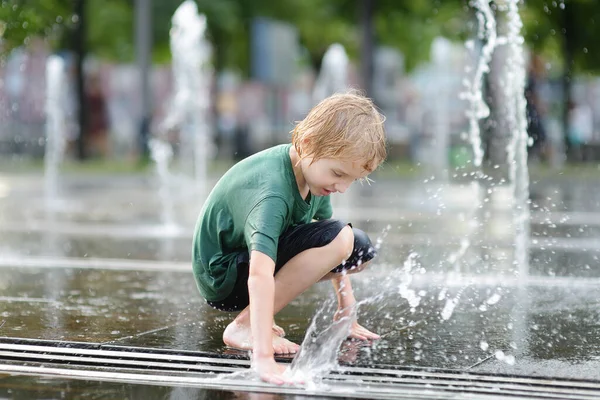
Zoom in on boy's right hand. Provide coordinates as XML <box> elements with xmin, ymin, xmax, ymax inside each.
<box><xmin>252</xmin><ymin>356</ymin><xmax>299</xmax><ymax>385</ymax></box>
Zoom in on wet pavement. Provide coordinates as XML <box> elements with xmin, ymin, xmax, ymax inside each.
<box><xmin>1</xmin><ymin>171</ymin><xmax>600</xmax><ymax>398</ymax></box>
<box><xmin>2</xmin><ymin>263</ymin><xmax>600</xmax><ymax>373</ymax></box>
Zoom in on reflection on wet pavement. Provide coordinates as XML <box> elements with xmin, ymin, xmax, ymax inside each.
<box><xmin>0</xmin><ymin>374</ymin><xmax>324</xmax><ymax>400</ymax></box>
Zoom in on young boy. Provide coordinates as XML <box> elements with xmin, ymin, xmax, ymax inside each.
<box><xmin>192</xmin><ymin>92</ymin><xmax>387</xmax><ymax>384</ymax></box>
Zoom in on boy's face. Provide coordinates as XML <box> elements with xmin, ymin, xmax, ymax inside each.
<box><xmin>300</xmin><ymin>156</ymin><xmax>372</xmax><ymax>197</ymax></box>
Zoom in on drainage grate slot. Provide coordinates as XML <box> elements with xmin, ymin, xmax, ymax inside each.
<box><xmin>1</xmin><ymin>338</ymin><xmax>600</xmax><ymax>400</ymax></box>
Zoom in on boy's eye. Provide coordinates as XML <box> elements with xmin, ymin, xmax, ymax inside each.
<box><xmin>333</xmin><ymin>171</ymin><xmax>343</xmax><ymax>178</ymax></box>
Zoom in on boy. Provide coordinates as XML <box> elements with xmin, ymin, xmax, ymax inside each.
<box><xmin>192</xmin><ymin>92</ymin><xmax>387</xmax><ymax>384</ymax></box>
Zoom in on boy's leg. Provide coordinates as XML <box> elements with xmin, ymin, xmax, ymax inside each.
<box><xmin>223</xmin><ymin>220</ymin><xmax>376</xmax><ymax>353</ymax></box>
<box><xmin>320</xmin><ymin>228</ymin><xmax>375</xmax><ymax>281</ymax></box>
<box><xmin>224</xmin><ymin>224</ymin><xmax>355</xmax><ymax>353</ymax></box>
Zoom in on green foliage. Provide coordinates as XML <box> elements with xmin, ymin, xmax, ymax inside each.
<box><xmin>0</xmin><ymin>0</ymin><xmax>72</xmax><ymax>54</ymax></box>
<box><xmin>375</xmin><ymin>0</ymin><xmax>471</xmax><ymax>71</ymax></box>
<box><xmin>3</xmin><ymin>0</ymin><xmax>600</xmax><ymax>76</ymax></box>
<box><xmin>194</xmin><ymin>0</ymin><xmax>247</xmax><ymax>71</ymax></box>
<box><xmin>87</xmin><ymin>0</ymin><xmax>134</xmax><ymax>62</ymax></box>
<box><xmin>522</xmin><ymin>0</ymin><xmax>600</xmax><ymax>74</ymax></box>
<box><xmin>252</xmin><ymin>0</ymin><xmax>358</xmax><ymax>68</ymax></box>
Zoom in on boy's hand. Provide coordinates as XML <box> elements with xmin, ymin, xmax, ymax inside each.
<box><xmin>252</xmin><ymin>356</ymin><xmax>300</xmax><ymax>385</ymax></box>
<box><xmin>334</xmin><ymin>306</ymin><xmax>381</xmax><ymax>341</ymax></box>
<box><xmin>348</xmin><ymin>321</ymin><xmax>381</xmax><ymax>341</ymax></box>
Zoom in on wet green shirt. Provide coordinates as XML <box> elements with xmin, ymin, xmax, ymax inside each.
<box><xmin>192</xmin><ymin>144</ymin><xmax>333</xmax><ymax>302</ymax></box>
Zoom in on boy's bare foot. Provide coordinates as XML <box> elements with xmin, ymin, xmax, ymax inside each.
<box><xmin>252</xmin><ymin>356</ymin><xmax>301</xmax><ymax>385</ymax></box>
<box><xmin>271</xmin><ymin>334</ymin><xmax>299</xmax><ymax>354</ymax></box>
<box><xmin>223</xmin><ymin>321</ymin><xmax>299</xmax><ymax>354</ymax></box>
<box><xmin>272</xmin><ymin>322</ymin><xmax>285</xmax><ymax>337</ymax></box>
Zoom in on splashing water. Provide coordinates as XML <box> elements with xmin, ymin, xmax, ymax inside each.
<box><xmin>214</xmin><ymin>295</ymin><xmax>360</xmax><ymax>389</ymax></box>
<box><xmin>398</xmin><ymin>253</ymin><xmax>422</xmax><ymax>312</ymax></box>
<box><xmin>447</xmin><ymin>237</ymin><xmax>471</xmax><ymax>275</ymax></box>
<box><xmin>285</xmin><ymin>245</ymin><xmax>423</xmax><ymax>385</ymax></box>
<box><xmin>440</xmin><ymin>285</ymin><xmax>466</xmax><ymax>321</ymax></box>
<box><xmin>44</xmin><ymin>55</ymin><xmax>68</xmax><ymax>209</ymax></box>
<box><xmin>286</xmin><ymin>295</ymin><xmax>356</xmax><ymax>387</ymax></box>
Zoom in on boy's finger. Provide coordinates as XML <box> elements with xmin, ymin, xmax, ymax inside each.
<box><xmin>357</xmin><ymin>326</ymin><xmax>380</xmax><ymax>339</ymax></box>
<box><xmin>349</xmin><ymin>332</ymin><xmax>368</xmax><ymax>340</ymax></box>
<box><xmin>262</xmin><ymin>373</ymin><xmax>284</xmax><ymax>385</ymax></box>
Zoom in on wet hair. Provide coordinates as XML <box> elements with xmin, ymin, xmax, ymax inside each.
<box><xmin>291</xmin><ymin>90</ymin><xmax>387</xmax><ymax>172</ymax></box>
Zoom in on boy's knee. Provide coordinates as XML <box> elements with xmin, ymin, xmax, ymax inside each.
<box><xmin>349</xmin><ymin>228</ymin><xmax>376</xmax><ymax>269</ymax></box>
<box><xmin>333</xmin><ymin>225</ymin><xmax>355</xmax><ymax>261</ymax></box>
<box><xmin>352</xmin><ymin>228</ymin><xmax>373</xmax><ymax>253</ymax></box>
<box><xmin>330</xmin><ymin>227</ymin><xmax>376</xmax><ymax>274</ymax></box>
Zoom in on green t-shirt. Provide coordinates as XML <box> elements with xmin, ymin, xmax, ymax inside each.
<box><xmin>192</xmin><ymin>144</ymin><xmax>333</xmax><ymax>302</ymax></box>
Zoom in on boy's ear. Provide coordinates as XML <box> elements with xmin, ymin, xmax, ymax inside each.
<box><xmin>298</xmin><ymin>137</ymin><xmax>311</xmax><ymax>155</ymax></box>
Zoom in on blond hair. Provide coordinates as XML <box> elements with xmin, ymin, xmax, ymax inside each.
<box><xmin>291</xmin><ymin>91</ymin><xmax>387</xmax><ymax>172</ymax></box>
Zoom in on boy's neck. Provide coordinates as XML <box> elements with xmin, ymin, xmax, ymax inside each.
<box><xmin>288</xmin><ymin>146</ymin><xmax>309</xmax><ymax>199</ymax></box>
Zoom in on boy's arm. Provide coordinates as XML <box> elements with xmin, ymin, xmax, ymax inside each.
<box><xmin>248</xmin><ymin>250</ymin><xmax>276</xmax><ymax>360</ymax></box>
<box><xmin>332</xmin><ymin>274</ymin><xmax>356</xmax><ymax>311</ymax></box>
<box><xmin>332</xmin><ymin>274</ymin><xmax>380</xmax><ymax>340</ymax></box>
<box><xmin>248</xmin><ymin>250</ymin><xmax>291</xmax><ymax>383</ymax></box>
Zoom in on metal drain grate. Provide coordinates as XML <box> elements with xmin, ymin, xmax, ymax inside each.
<box><xmin>1</xmin><ymin>338</ymin><xmax>600</xmax><ymax>400</ymax></box>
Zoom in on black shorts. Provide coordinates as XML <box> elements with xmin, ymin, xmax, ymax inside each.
<box><xmin>207</xmin><ymin>219</ymin><xmax>376</xmax><ymax>312</ymax></box>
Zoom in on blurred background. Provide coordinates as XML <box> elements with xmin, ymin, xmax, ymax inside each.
<box><xmin>1</xmin><ymin>0</ymin><xmax>599</xmax><ymax>171</ymax></box>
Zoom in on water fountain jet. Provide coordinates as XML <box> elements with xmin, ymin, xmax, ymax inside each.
<box><xmin>312</xmin><ymin>43</ymin><xmax>350</xmax><ymax>103</ymax></box>
<box><xmin>460</xmin><ymin>0</ymin><xmax>530</xmax><ymax>278</ymax></box>
<box><xmin>154</xmin><ymin>0</ymin><xmax>212</xmax><ymax>200</ymax></box>
<box><xmin>44</xmin><ymin>55</ymin><xmax>69</xmax><ymax>210</ymax></box>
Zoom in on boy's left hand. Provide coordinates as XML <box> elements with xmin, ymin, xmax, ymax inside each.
<box><xmin>348</xmin><ymin>321</ymin><xmax>381</xmax><ymax>341</ymax></box>
<box><xmin>334</xmin><ymin>305</ymin><xmax>380</xmax><ymax>341</ymax></box>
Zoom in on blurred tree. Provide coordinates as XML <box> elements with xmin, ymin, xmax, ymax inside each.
<box><xmin>87</xmin><ymin>0</ymin><xmax>134</xmax><ymax>62</ymax></box>
<box><xmin>184</xmin><ymin>0</ymin><xmax>357</xmax><ymax>75</ymax></box>
<box><xmin>0</xmin><ymin>0</ymin><xmax>73</xmax><ymax>52</ymax></box>
<box><xmin>375</xmin><ymin>0</ymin><xmax>471</xmax><ymax>71</ymax></box>
<box><xmin>3</xmin><ymin>0</ymin><xmax>600</xmax><ymax>156</ymax></box>
<box><xmin>521</xmin><ymin>0</ymin><xmax>600</xmax><ymax>157</ymax></box>
<box><xmin>0</xmin><ymin>0</ymin><xmax>90</xmax><ymax>159</ymax></box>
<box><xmin>3</xmin><ymin>1</ymin><xmax>600</xmax><ymax>77</ymax></box>
<box><xmin>73</xmin><ymin>0</ymin><xmax>86</xmax><ymax>160</ymax></box>
<box><xmin>252</xmin><ymin>0</ymin><xmax>358</xmax><ymax>71</ymax></box>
